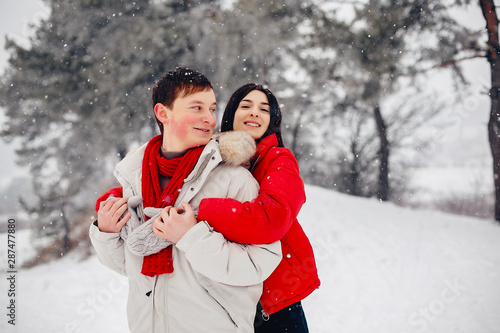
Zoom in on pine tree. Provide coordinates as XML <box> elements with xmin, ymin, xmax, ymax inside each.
<box><xmin>206</xmin><ymin>0</ymin><xmax>316</xmax><ymax>102</ymax></box>
<box><xmin>309</xmin><ymin>0</ymin><xmax>475</xmax><ymax>201</ymax></box>
<box><xmin>0</xmin><ymin>0</ymin><xmax>222</xmax><ymax>255</ymax></box>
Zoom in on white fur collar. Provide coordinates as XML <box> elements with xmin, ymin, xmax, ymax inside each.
<box><xmin>213</xmin><ymin>131</ymin><xmax>256</xmax><ymax>167</ymax></box>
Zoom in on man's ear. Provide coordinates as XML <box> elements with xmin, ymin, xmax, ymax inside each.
<box><xmin>154</xmin><ymin>103</ymin><xmax>169</xmax><ymax>126</ymax></box>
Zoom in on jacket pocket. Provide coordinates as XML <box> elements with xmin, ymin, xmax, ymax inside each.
<box><xmin>199</xmin><ymin>276</ymin><xmax>241</xmax><ymax>328</ymax></box>
<box><xmin>207</xmin><ymin>291</ymin><xmax>238</xmax><ymax>328</ymax></box>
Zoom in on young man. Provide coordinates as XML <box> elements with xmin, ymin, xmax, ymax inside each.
<box><xmin>89</xmin><ymin>67</ymin><xmax>281</xmax><ymax>333</ymax></box>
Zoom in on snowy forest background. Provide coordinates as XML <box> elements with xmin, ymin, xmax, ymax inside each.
<box><xmin>0</xmin><ymin>1</ymin><xmax>500</xmax><ymax>332</ymax></box>
<box><xmin>0</xmin><ymin>0</ymin><xmax>494</xmax><ymax>257</ymax></box>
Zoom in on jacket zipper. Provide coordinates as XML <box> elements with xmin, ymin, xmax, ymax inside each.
<box><xmin>249</xmin><ymin>155</ymin><xmax>261</xmax><ymax>173</ymax></box>
<box><xmin>261</xmin><ymin>309</ymin><xmax>270</xmax><ymax>321</ymax></box>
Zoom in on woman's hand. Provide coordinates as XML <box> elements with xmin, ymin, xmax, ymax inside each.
<box><xmin>97</xmin><ymin>197</ymin><xmax>130</xmax><ymax>233</ymax></box>
<box><xmin>153</xmin><ymin>203</ymin><xmax>197</xmax><ymax>243</ymax></box>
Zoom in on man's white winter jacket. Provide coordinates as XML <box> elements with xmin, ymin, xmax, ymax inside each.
<box><xmin>89</xmin><ymin>137</ymin><xmax>282</xmax><ymax>333</ymax></box>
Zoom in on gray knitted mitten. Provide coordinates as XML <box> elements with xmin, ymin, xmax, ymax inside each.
<box><xmin>119</xmin><ymin>196</ymin><xmax>143</xmax><ymax>242</ymax></box>
<box><xmin>122</xmin><ymin>197</ymin><xmax>173</xmax><ymax>256</ymax></box>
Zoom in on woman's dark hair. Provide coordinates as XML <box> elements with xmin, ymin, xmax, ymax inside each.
<box><xmin>221</xmin><ymin>83</ymin><xmax>284</xmax><ymax>147</ymax></box>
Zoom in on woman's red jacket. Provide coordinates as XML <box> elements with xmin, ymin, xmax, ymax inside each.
<box><xmin>198</xmin><ymin>133</ymin><xmax>320</xmax><ymax>315</ymax></box>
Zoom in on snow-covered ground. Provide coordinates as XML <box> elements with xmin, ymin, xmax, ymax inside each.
<box><xmin>409</xmin><ymin>166</ymin><xmax>493</xmax><ymax>204</ymax></box>
<box><xmin>1</xmin><ymin>185</ymin><xmax>499</xmax><ymax>333</ymax></box>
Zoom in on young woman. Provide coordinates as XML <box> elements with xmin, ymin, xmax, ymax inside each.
<box><xmin>196</xmin><ymin>83</ymin><xmax>320</xmax><ymax>333</ymax></box>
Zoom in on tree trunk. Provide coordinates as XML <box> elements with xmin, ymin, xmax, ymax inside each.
<box><xmin>61</xmin><ymin>206</ymin><xmax>70</xmax><ymax>254</ymax></box>
<box><xmin>479</xmin><ymin>0</ymin><xmax>500</xmax><ymax>222</ymax></box>
<box><xmin>349</xmin><ymin>140</ymin><xmax>361</xmax><ymax>196</ymax></box>
<box><xmin>488</xmin><ymin>61</ymin><xmax>500</xmax><ymax>222</ymax></box>
<box><xmin>290</xmin><ymin>110</ymin><xmax>305</xmax><ymax>159</ymax></box>
<box><xmin>374</xmin><ymin>104</ymin><xmax>390</xmax><ymax>201</ymax></box>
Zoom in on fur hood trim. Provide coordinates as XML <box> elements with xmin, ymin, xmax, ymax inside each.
<box><xmin>213</xmin><ymin>131</ymin><xmax>256</xmax><ymax>167</ymax></box>
<box><xmin>123</xmin><ymin>131</ymin><xmax>256</xmax><ymax>167</ymax></box>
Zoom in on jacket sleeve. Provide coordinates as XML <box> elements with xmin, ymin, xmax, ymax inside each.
<box><xmin>176</xmin><ymin>221</ymin><xmax>282</xmax><ymax>286</ymax></box>
<box><xmin>95</xmin><ymin>187</ymin><xmax>123</xmax><ymax>213</ymax></box>
<box><xmin>197</xmin><ymin>148</ymin><xmax>306</xmax><ymax>244</ymax></box>
<box><xmin>176</xmin><ymin>165</ymin><xmax>282</xmax><ymax>286</ymax></box>
<box><xmin>89</xmin><ymin>221</ymin><xmax>127</xmax><ymax>276</ymax></box>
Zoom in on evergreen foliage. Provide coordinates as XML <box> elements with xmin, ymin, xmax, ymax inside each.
<box><xmin>0</xmin><ymin>0</ymin><xmax>484</xmax><ymax>255</ymax></box>
<box><xmin>307</xmin><ymin>0</ymin><xmax>475</xmax><ymax>200</ymax></box>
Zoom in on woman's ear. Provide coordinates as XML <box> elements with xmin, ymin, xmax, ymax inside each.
<box><xmin>154</xmin><ymin>103</ymin><xmax>169</xmax><ymax>126</ymax></box>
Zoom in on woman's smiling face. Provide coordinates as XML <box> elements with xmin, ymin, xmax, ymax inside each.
<box><xmin>232</xmin><ymin>90</ymin><xmax>271</xmax><ymax>140</ymax></box>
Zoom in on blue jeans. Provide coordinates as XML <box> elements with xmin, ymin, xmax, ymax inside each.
<box><xmin>254</xmin><ymin>301</ymin><xmax>309</xmax><ymax>333</ymax></box>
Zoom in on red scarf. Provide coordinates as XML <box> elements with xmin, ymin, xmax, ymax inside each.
<box><xmin>141</xmin><ymin>135</ymin><xmax>204</xmax><ymax>276</ymax></box>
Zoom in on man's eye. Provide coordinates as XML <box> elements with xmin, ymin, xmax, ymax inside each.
<box><xmin>192</xmin><ymin>106</ymin><xmax>201</xmax><ymax>110</ymax></box>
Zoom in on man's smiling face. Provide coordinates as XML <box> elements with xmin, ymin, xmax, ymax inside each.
<box><xmin>161</xmin><ymin>89</ymin><xmax>217</xmax><ymax>152</ymax></box>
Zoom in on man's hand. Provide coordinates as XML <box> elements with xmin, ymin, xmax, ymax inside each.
<box><xmin>97</xmin><ymin>197</ymin><xmax>130</xmax><ymax>233</ymax></box>
<box><xmin>153</xmin><ymin>202</ymin><xmax>197</xmax><ymax>244</ymax></box>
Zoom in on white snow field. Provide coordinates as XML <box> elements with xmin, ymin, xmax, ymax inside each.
<box><xmin>1</xmin><ymin>184</ymin><xmax>499</xmax><ymax>333</ymax></box>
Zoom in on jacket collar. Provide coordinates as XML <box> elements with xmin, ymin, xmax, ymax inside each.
<box><xmin>114</xmin><ymin>139</ymin><xmax>222</xmax><ymax>200</ymax></box>
<box><xmin>251</xmin><ymin>133</ymin><xmax>279</xmax><ymax>171</ymax></box>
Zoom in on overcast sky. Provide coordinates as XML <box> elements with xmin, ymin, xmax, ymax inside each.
<box><xmin>0</xmin><ymin>1</ymin><xmax>493</xmax><ymax>191</ymax></box>
<box><xmin>0</xmin><ymin>1</ymin><xmax>49</xmax><ymax>188</ymax></box>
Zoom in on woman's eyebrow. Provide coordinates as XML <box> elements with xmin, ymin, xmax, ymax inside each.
<box><xmin>241</xmin><ymin>99</ymin><xmax>269</xmax><ymax>106</ymax></box>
